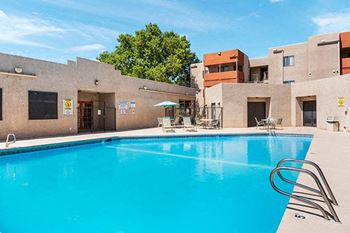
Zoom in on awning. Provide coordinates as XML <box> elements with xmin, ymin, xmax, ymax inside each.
<box><xmin>154</xmin><ymin>101</ymin><xmax>178</xmax><ymax>107</ymax></box>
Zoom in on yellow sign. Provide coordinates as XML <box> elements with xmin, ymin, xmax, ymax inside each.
<box><xmin>64</xmin><ymin>99</ymin><xmax>72</xmax><ymax>108</ymax></box>
<box><xmin>63</xmin><ymin>99</ymin><xmax>73</xmax><ymax>115</ymax></box>
<box><xmin>338</xmin><ymin>97</ymin><xmax>345</xmax><ymax>107</ymax></box>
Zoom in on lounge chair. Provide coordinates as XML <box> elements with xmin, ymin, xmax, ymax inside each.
<box><xmin>162</xmin><ymin>117</ymin><xmax>175</xmax><ymax>132</ymax></box>
<box><xmin>183</xmin><ymin>117</ymin><xmax>196</xmax><ymax>131</ymax></box>
<box><xmin>255</xmin><ymin>117</ymin><xmax>265</xmax><ymax>129</ymax></box>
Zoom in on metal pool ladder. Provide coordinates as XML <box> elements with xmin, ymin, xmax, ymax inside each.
<box><xmin>5</xmin><ymin>133</ymin><xmax>16</xmax><ymax>148</ymax></box>
<box><xmin>270</xmin><ymin>158</ymin><xmax>340</xmax><ymax>222</ymax></box>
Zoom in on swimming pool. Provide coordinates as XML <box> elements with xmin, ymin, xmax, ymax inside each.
<box><xmin>0</xmin><ymin>135</ymin><xmax>312</xmax><ymax>233</ymax></box>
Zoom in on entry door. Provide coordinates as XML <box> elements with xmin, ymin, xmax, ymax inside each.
<box><xmin>247</xmin><ymin>102</ymin><xmax>266</xmax><ymax>127</ymax></box>
<box><xmin>303</xmin><ymin>101</ymin><xmax>317</xmax><ymax>127</ymax></box>
<box><xmin>79</xmin><ymin>101</ymin><xmax>93</xmax><ymax>130</ymax></box>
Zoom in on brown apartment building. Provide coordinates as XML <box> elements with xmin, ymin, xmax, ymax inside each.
<box><xmin>191</xmin><ymin>31</ymin><xmax>350</xmax><ymax>131</ymax></box>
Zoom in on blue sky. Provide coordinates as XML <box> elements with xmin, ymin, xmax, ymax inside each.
<box><xmin>0</xmin><ymin>0</ymin><xmax>350</xmax><ymax>63</ymax></box>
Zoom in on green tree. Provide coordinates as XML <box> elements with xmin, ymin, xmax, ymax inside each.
<box><xmin>97</xmin><ymin>23</ymin><xmax>199</xmax><ymax>86</ymax></box>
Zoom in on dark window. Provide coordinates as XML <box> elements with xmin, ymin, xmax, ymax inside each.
<box><xmin>283</xmin><ymin>56</ymin><xmax>295</xmax><ymax>67</ymax></box>
<box><xmin>221</xmin><ymin>65</ymin><xmax>229</xmax><ymax>72</ymax></box>
<box><xmin>29</xmin><ymin>91</ymin><xmax>58</xmax><ymax>120</ymax></box>
<box><xmin>0</xmin><ymin>88</ymin><xmax>2</xmax><ymax>120</ymax></box>
<box><xmin>238</xmin><ymin>65</ymin><xmax>243</xmax><ymax>72</ymax></box>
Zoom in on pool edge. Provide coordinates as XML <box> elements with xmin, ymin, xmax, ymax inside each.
<box><xmin>0</xmin><ymin>132</ymin><xmax>313</xmax><ymax>156</ymax></box>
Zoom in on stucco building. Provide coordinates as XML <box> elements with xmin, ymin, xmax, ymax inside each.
<box><xmin>0</xmin><ymin>53</ymin><xmax>195</xmax><ymax>138</ymax></box>
<box><xmin>191</xmin><ymin>31</ymin><xmax>350</xmax><ymax>131</ymax></box>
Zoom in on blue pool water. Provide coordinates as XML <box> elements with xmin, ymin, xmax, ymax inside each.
<box><xmin>0</xmin><ymin>135</ymin><xmax>312</xmax><ymax>233</ymax></box>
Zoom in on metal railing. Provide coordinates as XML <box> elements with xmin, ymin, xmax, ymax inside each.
<box><xmin>270</xmin><ymin>158</ymin><xmax>340</xmax><ymax>222</ymax></box>
<box><xmin>5</xmin><ymin>133</ymin><xmax>16</xmax><ymax>148</ymax></box>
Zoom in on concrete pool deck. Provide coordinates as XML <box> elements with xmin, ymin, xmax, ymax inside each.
<box><xmin>0</xmin><ymin>127</ymin><xmax>349</xmax><ymax>233</ymax></box>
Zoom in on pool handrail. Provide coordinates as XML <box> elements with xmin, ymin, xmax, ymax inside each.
<box><xmin>276</xmin><ymin>158</ymin><xmax>338</xmax><ymax>206</ymax></box>
<box><xmin>5</xmin><ymin>134</ymin><xmax>16</xmax><ymax>148</ymax></box>
<box><xmin>270</xmin><ymin>165</ymin><xmax>340</xmax><ymax>222</ymax></box>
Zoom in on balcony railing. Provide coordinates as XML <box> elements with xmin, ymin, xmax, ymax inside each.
<box><xmin>204</xmin><ymin>70</ymin><xmax>244</xmax><ymax>87</ymax></box>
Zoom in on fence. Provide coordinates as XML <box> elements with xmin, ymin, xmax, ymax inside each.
<box><xmin>166</xmin><ymin>106</ymin><xmax>223</xmax><ymax>128</ymax></box>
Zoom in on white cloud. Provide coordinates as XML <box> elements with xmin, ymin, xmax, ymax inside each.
<box><xmin>312</xmin><ymin>12</ymin><xmax>350</xmax><ymax>34</ymax></box>
<box><xmin>39</xmin><ymin>0</ymin><xmax>226</xmax><ymax>32</ymax></box>
<box><xmin>0</xmin><ymin>9</ymin><xmax>120</xmax><ymax>53</ymax></box>
<box><xmin>270</xmin><ymin>0</ymin><xmax>284</xmax><ymax>3</ymax></box>
<box><xmin>70</xmin><ymin>43</ymin><xmax>106</xmax><ymax>52</ymax></box>
<box><xmin>0</xmin><ymin>10</ymin><xmax>64</xmax><ymax>48</ymax></box>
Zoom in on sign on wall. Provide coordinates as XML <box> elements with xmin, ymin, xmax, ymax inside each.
<box><xmin>130</xmin><ymin>101</ymin><xmax>136</xmax><ymax>114</ymax></box>
<box><xmin>118</xmin><ymin>101</ymin><xmax>128</xmax><ymax>115</ymax></box>
<box><xmin>338</xmin><ymin>97</ymin><xmax>345</xmax><ymax>107</ymax></box>
<box><xmin>130</xmin><ymin>101</ymin><xmax>136</xmax><ymax>109</ymax></box>
<box><xmin>63</xmin><ymin>99</ymin><xmax>73</xmax><ymax>115</ymax></box>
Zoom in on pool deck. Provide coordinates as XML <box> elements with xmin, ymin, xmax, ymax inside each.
<box><xmin>0</xmin><ymin>127</ymin><xmax>349</xmax><ymax>233</ymax></box>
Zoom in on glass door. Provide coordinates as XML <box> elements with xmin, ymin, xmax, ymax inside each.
<box><xmin>303</xmin><ymin>101</ymin><xmax>317</xmax><ymax>127</ymax></box>
<box><xmin>78</xmin><ymin>101</ymin><xmax>93</xmax><ymax>131</ymax></box>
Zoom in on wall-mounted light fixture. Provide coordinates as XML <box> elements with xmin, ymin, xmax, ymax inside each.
<box><xmin>317</xmin><ymin>40</ymin><xmax>339</xmax><ymax>46</ymax></box>
<box><xmin>273</xmin><ymin>49</ymin><xmax>284</xmax><ymax>54</ymax></box>
<box><xmin>94</xmin><ymin>80</ymin><xmax>99</xmax><ymax>86</ymax></box>
<box><xmin>14</xmin><ymin>67</ymin><xmax>23</xmax><ymax>74</ymax></box>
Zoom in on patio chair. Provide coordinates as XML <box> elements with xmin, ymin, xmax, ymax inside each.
<box><xmin>195</xmin><ymin>118</ymin><xmax>205</xmax><ymax>128</ymax></box>
<box><xmin>174</xmin><ymin>116</ymin><xmax>181</xmax><ymax>128</ymax></box>
<box><xmin>210</xmin><ymin>120</ymin><xmax>220</xmax><ymax>129</ymax></box>
<box><xmin>183</xmin><ymin>117</ymin><xmax>196</xmax><ymax>132</ymax></box>
<box><xmin>162</xmin><ymin>117</ymin><xmax>175</xmax><ymax>132</ymax></box>
<box><xmin>273</xmin><ymin>118</ymin><xmax>283</xmax><ymax>129</ymax></box>
<box><xmin>255</xmin><ymin>117</ymin><xmax>265</xmax><ymax>129</ymax></box>
<box><xmin>157</xmin><ymin>117</ymin><xmax>163</xmax><ymax>127</ymax></box>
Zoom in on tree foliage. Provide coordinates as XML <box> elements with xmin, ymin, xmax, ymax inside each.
<box><xmin>97</xmin><ymin>23</ymin><xmax>199</xmax><ymax>86</ymax></box>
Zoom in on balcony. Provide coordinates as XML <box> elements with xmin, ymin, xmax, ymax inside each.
<box><xmin>204</xmin><ymin>71</ymin><xmax>244</xmax><ymax>87</ymax></box>
<box><xmin>341</xmin><ymin>57</ymin><xmax>350</xmax><ymax>75</ymax></box>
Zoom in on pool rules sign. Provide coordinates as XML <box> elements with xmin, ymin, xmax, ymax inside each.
<box><xmin>63</xmin><ymin>99</ymin><xmax>73</xmax><ymax>115</ymax></box>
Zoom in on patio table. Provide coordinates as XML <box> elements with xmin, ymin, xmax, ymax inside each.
<box><xmin>200</xmin><ymin>119</ymin><xmax>214</xmax><ymax>128</ymax></box>
<box><xmin>262</xmin><ymin>118</ymin><xmax>276</xmax><ymax>129</ymax></box>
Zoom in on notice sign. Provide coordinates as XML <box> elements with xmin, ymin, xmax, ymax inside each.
<box><xmin>63</xmin><ymin>99</ymin><xmax>73</xmax><ymax>115</ymax></box>
<box><xmin>338</xmin><ymin>97</ymin><xmax>345</xmax><ymax>107</ymax></box>
<box><xmin>130</xmin><ymin>101</ymin><xmax>136</xmax><ymax>109</ymax></box>
<box><xmin>118</xmin><ymin>101</ymin><xmax>128</xmax><ymax>110</ymax></box>
<box><xmin>119</xmin><ymin>101</ymin><xmax>128</xmax><ymax>115</ymax></box>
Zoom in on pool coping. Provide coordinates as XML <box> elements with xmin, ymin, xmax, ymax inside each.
<box><xmin>0</xmin><ymin>132</ymin><xmax>313</xmax><ymax>156</ymax></box>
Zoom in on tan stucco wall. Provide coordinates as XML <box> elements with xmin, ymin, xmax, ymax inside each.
<box><xmin>307</xmin><ymin>32</ymin><xmax>340</xmax><ymax>80</ymax></box>
<box><xmin>291</xmin><ymin>75</ymin><xmax>350</xmax><ymax>130</ymax></box>
<box><xmin>267</xmin><ymin>32</ymin><xmax>340</xmax><ymax>84</ymax></box>
<box><xmin>190</xmin><ymin>62</ymin><xmax>205</xmax><ymax>106</ymax></box>
<box><xmin>249</xmin><ymin>57</ymin><xmax>268</xmax><ymax>67</ymax></box>
<box><xmin>268</xmin><ymin>42</ymin><xmax>309</xmax><ymax>84</ymax></box>
<box><xmin>0</xmin><ymin>53</ymin><xmax>195</xmax><ymax>138</ymax></box>
<box><xmin>205</xmin><ymin>75</ymin><xmax>350</xmax><ymax>130</ymax></box>
<box><xmin>206</xmin><ymin>83</ymin><xmax>291</xmax><ymax>128</ymax></box>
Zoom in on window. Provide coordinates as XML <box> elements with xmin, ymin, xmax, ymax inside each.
<box><xmin>221</xmin><ymin>65</ymin><xmax>230</xmax><ymax>72</ymax></box>
<box><xmin>283</xmin><ymin>56</ymin><xmax>295</xmax><ymax>67</ymax></box>
<box><xmin>0</xmin><ymin>88</ymin><xmax>2</xmax><ymax>120</ymax></box>
<box><xmin>28</xmin><ymin>91</ymin><xmax>58</xmax><ymax>120</ymax></box>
